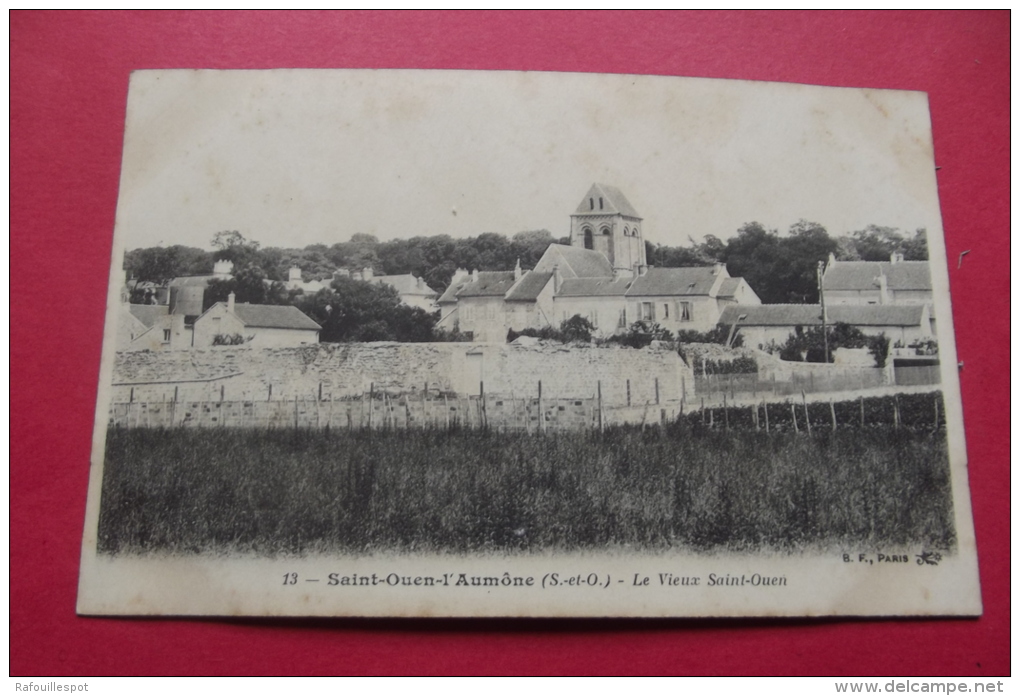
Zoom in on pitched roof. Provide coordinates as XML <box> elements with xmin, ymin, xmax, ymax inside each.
<box><xmin>127</xmin><ymin>304</ymin><xmax>168</xmax><ymax>328</ymax></box>
<box><xmin>504</xmin><ymin>272</ymin><xmax>553</xmax><ymax>302</ymax></box>
<box><xmin>626</xmin><ymin>267</ymin><xmax>720</xmax><ymax>297</ymax></box>
<box><xmin>437</xmin><ymin>278</ymin><xmax>470</xmax><ymax>304</ymax></box>
<box><xmin>573</xmin><ymin>183</ymin><xmax>641</xmax><ymax>219</ymax></box>
<box><xmin>717</xmin><ymin>278</ymin><xmax>741</xmax><ymax>298</ymax></box>
<box><xmin>829</xmin><ymin>305</ymin><xmax>927</xmax><ymax>326</ymax></box>
<box><xmin>453</xmin><ymin>271</ymin><xmax>518</xmax><ymax>298</ymax></box>
<box><xmin>719</xmin><ymin>304</ymin><xmax>926</xmax><ymax>327</ymax></box>
<box><xmin>373</xmin><ymin>274</ymin><xmax>439</xmax><ymax>297</ymax></box>
<box><xmin>533</xmin><ymin>244</ymin><xmax>614</xmax><ymax>279</ymax></box>
<box><xmin>823</xmin><ymin>261</ymin><xmax>931</xmax><ymax>292</ymax></box>
<box><xmin>557</xmin><ymin>277</ymin><xmax>633</xmax><ymax>297</ymax></box>
<box><xmin>230</xmin><ymin>304</ymin><xmax>321</xmax><ymax>330</ymax></box>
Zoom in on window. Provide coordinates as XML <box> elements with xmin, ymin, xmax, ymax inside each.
<box><xmin>583</xmin><ymin>228</ymin><xmax>594</xmax><ymax>250</ymax></box>
<box><xmin>663</xmin><ymin>303</ymin><xmax>669</xmax><ymax>319</ymax></box>
<box><xmin>600</xmin><ymin>226</ymin><xmax>610</xmax><ymax>236</ymax></box>
<box><xmin>162</xmin><ymin>329</ymin><xmax>171</xmax><ymax>343</ymax></box>
<box><xmin>599</xmin><ymin>197</ymin><xmax>604</xmax><ymax>210</ymax></box>
<box><xmin>641</xmin><ymin>302</ymin><xmax>655</xmax><ymax>321</ymax></box>
<box><xmin>589</xmin><ymin>197</ymin><xmax>594</xmax><ymax>210</ymax></box>
<box><xmin>679</xmin><ymin>301</ymin><xmax>692</xmax><ymax>322</ymax></box>
<box><xmin>618</xmin><ymin>308</ymin><xmax>627</xmax><ymax>329</ymax></box>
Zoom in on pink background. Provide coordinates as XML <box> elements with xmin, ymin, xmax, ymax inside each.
<box><xmin>11</xmin><ymin>11</ymin><xmax>1009</xmax><ymax>676</ymax></box>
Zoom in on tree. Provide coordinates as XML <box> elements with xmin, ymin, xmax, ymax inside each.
<box><xmin>205</xmin><ymin>264</ymin><xmax>290</xmax><ymax>310</ymax></box>
<box><xmin>720</xmin><ymin>222</ymin><xmax>783</xmax><ymax>303</ymax></box>
<box><xmin>560</xmin><ymin>315</ymin><xmax>595</xmax><ymax>343</ymax></box>
<box><xmin>775</xmin><ymin>220</ymin><xmax>839</xmax><ymax>304</ymax></box>
<box><xmin>210</xmin><ymin>230</ymin><xmax>262</xmax><ymax>270</ymax></box>
<box><xmin>295</xmin><ymin>276</ymin><xmax>438</xmax><ymax>343</ymax></box>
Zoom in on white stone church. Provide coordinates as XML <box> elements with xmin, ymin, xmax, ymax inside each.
<box><xmin>437</xmin><ymin>183</ymin><xmax>759</xmax><ymax>342</ymax></box>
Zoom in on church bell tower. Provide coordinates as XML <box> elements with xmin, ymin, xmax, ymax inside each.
<box><xmin>569</xmin><ymin>183</ymin><xmax>647</xmax><ymax>276</ymax></box>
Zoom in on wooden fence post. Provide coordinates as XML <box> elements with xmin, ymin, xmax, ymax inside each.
<box><xmin>538</xmin><ymin>380</ymin><xmax>544</xmax><ymax>434</ymax></box>
<box><xmin>893</xmin><ymin>395</ymin><xmax>900</xmax><ymax>429</ymax></box>
<box><xmin>860</xmin><ymin>395</ymin><xmax>865</xmax><ymax>427</ymax></box>
<box><xmin>830</xmin><ymin>398</ymin><xmax>837</xmax><ymax>433</ymax></box>
<box><xmin>369</xmin><ymin>383</ymin><xmax>374</xmax><ymax>430</ymax></box>
<box><xmin>934</xmin><ymin>396</ymin><xmax>939</xmax><ymax>431</ymax></box>
<box><xmin>802</xmin><ymin>391</ymin><xmax>811</xmax><ymax>434</ymax></box>
<box><xmin>763</xmin><ymin>400</ymin><xmax>769</xmax><ymax>434</ymax></box>
<box><xmin>597</xmin><ymin>380</ymin><xmax>604</xmax><ymax>433</ymax></box>
<box><xmin>655</xmin><ymin>377</ymin><xmax>660</xmax><ymax>405</ymax></box>
<box><xmin>480</xmin><ymin>381</ymin><xmax>486</xmax><ymax>429</ymax></box>
<box><xmin>626</xmin><ymin>379</ymin><xmax>631</xmax><ymax>407</ymax></box>
<box><xmin>790</xmin><ymin>401</ymin><xmax>799</xmax><ymax>434</ymax></box>
<box><xmin>723</xmin><ymin>393</ymin><xmax>728</xmax><ymax>431</ymax></box>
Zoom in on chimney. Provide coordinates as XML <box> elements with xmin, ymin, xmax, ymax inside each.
<box><xmin>451</xmin><ymin>268</ymin><xmax>469</xmax><ymax>285</ymax></box>
<box><xmin>890</xmin><ymin>251</ymin><xmax>904</xmax><ymax>264</ymax></box>
<box><xmin>638</xmin><ymin>264</ymin><xmax>649</xmax><ymax>277</ymax></box>
<box><xmin>213</xmin><ymin>260</ymin><xmax>234</xmax><ymax>277</ymax></box>
<box><xmin>552</xmin><ymin>264</ymin><xmax>562</xmax><ymax>293</ymax></box>
<box><xmin>333</xmin><ymin>268</ymin><xmax>350</xmax><ymax>280</ymax></box>
<box><xmin>471</xmin><ymin>269</ymin><xmax>479</xmax><ymax>283</ymax></box>
<box><xmin>363</xmin><ymin>267</ymin><xmax>374</xmax><ymax>280</ymax></box>
<box><xmin>288</xmin><ymin>266</ymin><xmax>302</xmax><ymax>283</ymax></box>
<box><xmin>876</xmin><ymin>272</ymin><xmax>889</xmax><ymax>304</ymax></box>
<box><xmin>227</xmin><ymin>291</ymin><xmax>235</xmax><ymax>313</ymax></box>
<box><xmin>514</xmin><ymin>258</ymin><xmax>522</xmax><ymax>281</ymax></box>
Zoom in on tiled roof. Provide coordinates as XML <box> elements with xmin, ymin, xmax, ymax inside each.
<box><xmin>454</xmin><ymin>271</ymin><xmax>518</xmax><ymax>298</ymax></box>
<box><xmin>626</xmin><ymin>267</ymin><xmax>720</xmax><ymax>297</ymax></box>
<box><xmin>127</xmin><ymin>304</ymin><xmax>168</xmax><ymax>328</ymax></box>
<box><xmin>717</xmin><ymin>278</ymin><xmax>741</xmax><ymax>298</ymax></box>
<box><xmin>231</xmin><ymin>304</ymin><xmax>321</xmax><ymax>330</ymax></box>
<box><xmin>437</xmin><ymin>279</ymin><xmax>470</xmax><ymax>304</ymax></box>
<box><xmin>823</xmin><ymin>261</ymin><xmax>931</xmax><ymax>292</ymax></box>
<box><xmin>533</xmin><ymin>244</ymin><xmax>614</xmax><ymax>279</ymax></box>
<box><xmin>374</xmin><ymin>274</ymin><xmax>439</xmax><ymax>297</ymax></box>
<box><xmin>557</xmin><ymin>277</ymin><xmax>632</xmax><ymax>297</ymax></box>
<box><xmin>719</xmin><ymin>304</ymin><xmax>926</xmax><ymax>327</ymax></box>
<box><xmin>829</xmin><ymin>305</ymin><xmax>927</xmax><ymax>326</ymax></box>
<box><xmin>573</xmin><ymin>183</ymin><xmax>641</xmax><ymax>219</ymax></box>
<box><xmin>504</xmin><ymin>272</ymin><xmax>553</xmax><ymax>302</ymax></box>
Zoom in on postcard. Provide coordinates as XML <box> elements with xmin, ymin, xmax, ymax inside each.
<box><xmin>77</xmin><ymin>69</ymin><xmax>980</xmax><ymax>617</ymax></box>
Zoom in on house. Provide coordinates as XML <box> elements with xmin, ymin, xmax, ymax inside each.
<box><xmin>116</xmin><ymin>303</ymin><xmax>170</xmax><ymax>350</ymax></box>
<box><xmin>822</xmin><ymin>252</ymin><xmax>932</xmax><ymax>305</ymax></box>
<box><xmin>436</xmin><ymin>184</ymin><xmax>759</xmax><ymax>341</ymax></box>
<box><xmin>332</xmin><ymin>267</ymin><xmax>440</xmax><ymax>312</ymax></box>
<box><xmin>284</xmin><ymin>266</ymin><xmax>328</xmax><ymax>294</ymax></box>
<box><xmin>192</xmin><ymin>293</ymin><xmax>321</xmax><ymax>347</ymax></box>
<box><xmin>719</xmin><ymin>303</ymin><xmax>936</xmax><ymax>349</ymax></box>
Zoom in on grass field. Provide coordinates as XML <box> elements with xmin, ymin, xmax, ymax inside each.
<box><xmin>97</xmin><ymin>423</ymin><xmax>956</xmax><ymax>556</ymax></box>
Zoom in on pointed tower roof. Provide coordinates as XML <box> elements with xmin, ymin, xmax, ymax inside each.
<box><xmin>573</xmin><ymin>183</ymin><xmax>642</xmax><ymax>219</ymax></box>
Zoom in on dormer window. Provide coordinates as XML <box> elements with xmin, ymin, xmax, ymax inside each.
<box><xmin>599</xmin><ymin>197</ymin><xmax>604</xmax><ymax>210</ymax></box>
<box><xmin>589</xmin><ymin>198</ymin><xmax>594</xmax><ymax>210</ymax></box>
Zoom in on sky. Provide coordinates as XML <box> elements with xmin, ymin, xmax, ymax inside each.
<box><xmin>114</xmin><ymin>70</ymin><xmax>944</xmax><ymax>252</ymax></box>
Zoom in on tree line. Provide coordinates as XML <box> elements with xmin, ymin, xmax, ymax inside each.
<box><xmin>124</xmin><ymin>222</ymin><xmax>928</xmax><ymax>344</ymax></box>
<box><xmin>126</xmin><ymin>221</ymin><xmax>927</xmax><ymax>306</ymax></box>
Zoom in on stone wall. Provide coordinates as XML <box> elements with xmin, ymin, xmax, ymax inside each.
<box><xmin>109</xmin><ymin>341</ymin><xmax>694</xmax><ymax>407</ymax></box>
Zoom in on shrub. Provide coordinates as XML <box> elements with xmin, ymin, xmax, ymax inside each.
<box><xmin>212</xmin><ymin>333</ymin><xmax>249</xmax><ymax>346</ymax></box>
